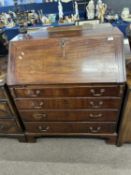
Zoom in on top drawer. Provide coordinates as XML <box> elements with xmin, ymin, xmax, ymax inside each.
<box><xmin>10</xmin><ymin>85</ymin><xmax>124</xmax><ymax>98</ymax></box>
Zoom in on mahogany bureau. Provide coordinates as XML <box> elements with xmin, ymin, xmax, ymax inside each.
<box><xmin>7</xmin><ymin>26</ymin><xmax>126</xmax><ymax>144</ymax></box>
<box><xmin>118</xmin><ymin>54</ymin><xmax>131</xmax><ymax>145</ymax></box>
<box><xmin>0</xmin><ymin>58</ymin><xmax>25</xmax><ymax>142</ymax></box>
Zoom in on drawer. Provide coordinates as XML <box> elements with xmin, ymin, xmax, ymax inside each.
<box><xmin>19</xmin><ymin>110</ymin><xmax>119</xmax><ymax>122</ymax></box>
<box><xmin>11</xmin><ymin>85</ymin><xmax>124</xmax><ymax>98</ymax></box>
<box><xmin>15</xmin><ymin>98</ymin><xmax>121</xmax><ymax>110</ymax></box>
<box><xmin>0</xmin><ymin>119</ymin><xmax>21</xmax><ymax>133</ymax></box>
<box><xmin>0</xmin><ymin>101</ymin><xmax>13</xmax><ymax>118</ymax></box>
<box><xmin>25</xmin><ymin>122</ymin><xmax>116</xmax><ymax>134</ymax></box>
<box><xmin>0</xmin><ymin>88</ymin><xmax>6</xmax><ymax>99</ymax></box>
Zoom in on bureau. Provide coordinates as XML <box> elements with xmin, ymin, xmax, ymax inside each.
<box><xmin>0</xmin><ymin>58</ymin><xmax>25</xmax><ymax>142</ymax></box>
<box><xmin>118</xmin><ymin>54</ymin><xmax>131</xmax><ymax>145</ymax></box>
<box><xmin>7</xmin><ymin>25</ymin><xmax>126</xmax><ymax>144</ymax></box>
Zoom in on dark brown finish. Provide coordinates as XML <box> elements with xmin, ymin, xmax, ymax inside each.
<box><xmin>0</xmin><ymin>88</ymin><xmax>6</xmax><ymax>99</ymax></box>
<box><xmin>10</xmin><ymin>85</ymin><xmax>124</xmax><ymax>98</ymax></box>
<box><xmin>19</xmin><ymin>110</ymin><xmax>119</xmax><ymax>122</ymax></box>
<box><xmin>0</xmin><ymin>57</ymin><xmax>25</xmax><ymax>142</ymax></box>
<box><xmin>7</xmin><ymin>26</ymin><xmax>126</xmax><ymax>85</ymax></box>
<box><xmin>0</xmin><ymin>119</ymin><xmax>21</xmax><ymax>133</ymax></box>
<box><xmin>118</xmin><ymin>91</ymin><xmax>131</xmax><ymax>146</ymax></box>
<box><xmin>118</xmin><ymin>55</ymin><xmax>131</xmax><ymax>145</ymax></box>
<box><xmin>0</xmin><ymin>101</ymin><xmax>13</xmax><ymax>118</ymax></box>
<box><xmin>7</xmin><ymin>25</ymin><xmax>126</xmax><ymax>144</ymax></box>
<box><xmin>25</xmin><ymin>122</ymin><xmax>116</xmax><ymax>134</ymax></box>
<box><xmin>15</xmin><ymin>98</ymin><xmax>121</xmax><ymax>110</ymax></box>
<box><xmin>25</xmin><ymin>134</ymin><xmax>117</xmax><ymax>143</ymax></box>
<box><xmin>106</xmin><ymin>135</ymin><xmax>117</xmax><ymax>144</ymax></box>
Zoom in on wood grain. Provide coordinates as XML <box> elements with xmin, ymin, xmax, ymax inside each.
<box><xmin>7</xmin><ymin>25</ymin><xmax>126</xmax><ymax>144</ymax></box>
<box><xmin>7</xmin><ymin>26</ymin><xmax>126</xmax><ymax>85</ymax></box>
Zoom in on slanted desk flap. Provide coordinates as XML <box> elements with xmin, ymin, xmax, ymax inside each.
<box><xmin>7</xmin><ymin>27</ymin><xmax>126</xmax><ymax>85</ymax></box>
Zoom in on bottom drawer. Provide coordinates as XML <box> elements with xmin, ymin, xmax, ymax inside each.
<box><xmin>25</xmin><ymin>122</ymin><xmax>116</xmax><ymax>134</ymax></box>
<box><xmin>0</xmin><ymin>119</ymin><xmax>21</xmax><ymax>134</ymax></box>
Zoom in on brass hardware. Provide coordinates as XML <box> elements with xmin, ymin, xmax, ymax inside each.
<box><xmin>60</xmin><ymin>39</ymin><xmax>68</xmax><ymax>58</ymax></box>
<box><xmin>38</xmin><ymin>126</ymin><xmax>50</xmax><ymax>132</ymax></box>
<box><xmin>27</xmin><ymin>89</ymin><xmax>41</xmax><ymax>97</ymax></box>
<box><xmin>89</xmin><ymin>126</ymin><xmax>101</xmax><ymax>133</ymax></box>
<box><xmin>33</xmin><ymin>113</ymin><xmax>47</xmax><ymax>120</ymax></box>
<box><xmin>32</xmin><ymin>101</ymin><xmax>44</xmax><ymax>109</ymax></box>
<box><xmin>90</xmin><ymin>101</ymin><xmax>103</xmax><ymax>108</ymax></box>
<box><xmin>0</xmin><ymin>103</ymin><xmax>7</xmax><ymax>113</ymax></box>
<box><xmin>90</xmin><ymin>88</ymin><xmax>105</xmax><ymax>97</ymax></box>
<box><xmin>89</xmin><ymin>113</ymin><xmax>103</xmax><ymax>118</ymax></box>
<box><xmin>18</xmin><ymin>51</ymin><xmax>25</xmax><ymax>60</ymax></box>
<box><xmin>60</xmin><ymin>40</ymin><xmax>66</xmax><ymax>48</ymax></box>
<box><xmin>21</xmin><ymin>52</ymin><xmax>25</xmax><ymax>56</ymax></box>
<box><xmin>107</xmin><ymin>36</ymin><xmax>114</xmax><ymax>41</ymax></box>
<box><xmin>18</xmin><ymin>56</ymin><xmax>23</xmax><ymax>60</ymax></box>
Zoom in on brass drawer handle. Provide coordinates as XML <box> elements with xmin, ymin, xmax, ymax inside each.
<box><xmin>90</xmin><ymin>101</ymin><xmax>103</xmax><ymax>108</ymax></box>
<box><xmin>89</xmin><ymin>126</ymin><xmax>101</xmax><ymax>133</ymax></box>
<box><xmin>38</xmin><ymin>126</ymin><xmax>50</xmax><ymax>132</ymax></box>
<box><xmin>18</xmin><ymin>52</ymin><xmax>25</xmax><ymax>60</ymax></box>
<box><xmin>21</xmin><ymin>52</ymin><xmax>25</xmax><ymax>56</ymax></box>
<box><xmin>33</xmin><ymin>113</ymin><xmax>47</xmax><ymax>120</ymax></box>
<box><xmin>0</xmin><ymin>108</ymin><xmax>6</xmax><ymax>113</ymax></box>
<box><xmin>90</xmin><ymin>89</ymin><xmax>105</xmax><ymax>97</ymax></box>
<box><xmin>89</xmin><ymin>113</ymin><xmax>103</xmax><ymax>118</ymax></box>
<box><xmin>32</xmin><ymin>101</ymin><xmax>44</xmax><ymax>109</ymax></box>
<box><xmin>27</xmin><ymin>90</ymin><xmax>41</xmax><ymax>97</ymax></box>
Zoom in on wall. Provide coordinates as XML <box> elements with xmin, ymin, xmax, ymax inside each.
<box><xmin>1</xmin><ymin>0</ymin><xmax>131</xmax><ymax>14</ymax></box>
<box><xmin>0</xmin><ymin>0</ymin><xmax>42</xmax><ymax>6</ymax></box>
<box><xmin>103</xmin><ymin>0</ymin><xmax>131</xmax><ymax>13</ymax></box>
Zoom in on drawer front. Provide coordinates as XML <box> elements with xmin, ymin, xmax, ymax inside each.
<box><xmin>0</xmin><ymin>119</ymin><xmax>21</xmax><ymax>133</ymax></box>
<box><xmin>11</xmin><ymin>85</ymin><xmax>124</xmax><ymax>98</ymax></box>
<box><xmin>0</xmin><ymin>88</ymin><xmax>6</xmax><ymax>99</ymax></box>
<box><xmin>15</xmin><ymin>98</ymin><xmax>121</xmax><ymax>110</ymax></box>
<box><xmin>20</xmin><ymin>110</ymin><xmax>118</xmax><ymax>122</ymax></box>
<box><xmin>0</xmin><ymin>102</ymin><xmax>13</xmax><ymax>118</ymax></box>
<box><xmin>25</xmin><ymin>122</ymin><xmax>116</xmax><ymax>134</ymax></box>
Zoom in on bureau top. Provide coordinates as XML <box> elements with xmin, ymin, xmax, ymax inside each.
<box><xmin>11</xmin><ymin>25</ymin><xmax>122</xmax><ymax>41</ymax></box>
<box><xmin>7</xmin><ymin>25</ymin><xmax>126</xmax><ymax>85</ymax></box>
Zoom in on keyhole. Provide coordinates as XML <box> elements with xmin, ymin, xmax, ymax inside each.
<box><xmin>60</xmin><ymin>39</ymin><xmax>66</xmax><ymax>58</ymax></box>
<box><xmin>61</xmin><ymin>40</ymin><xmax>65</xmax><ymax>48</ymax></box>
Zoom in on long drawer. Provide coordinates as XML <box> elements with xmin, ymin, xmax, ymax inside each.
<box><xmin>15</xmin><ymin>98</ymin><xmax>121</xmax><ymax>110</ymax></box>
<box><xmin>19</xmin><ymin>110</ymin><xmax>119</xmax><ymax>122</ymax></box>
<box><xmin>25</xmin><ymin>122</ymin><xmax>116</xmax><ymax>134</ymax></box>
<box><xmin>10</xmin><ymin>85</ymin><xmax>124</xmax><ymax>98</ymax></box>
<box><xmin>0</xmin><ymin>101</ymin><xmax>13</xmax><ymax>118</ymax></box>
<box><xmin>0</xmin><ymin>119</ymin><xmax>21</xmax><ymax>133</ymax></box>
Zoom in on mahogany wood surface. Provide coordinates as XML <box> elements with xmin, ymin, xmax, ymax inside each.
<box><xmin>24</xmin><ymin>122</ymin><xmax>116</xmax><ymax>134</ymax></box>
<box><xmin>15</xmin><ymin>98</ymin><xmax>121</xmax><ymax>110</ymax></box>
<box><xmin>0</xmin><ymin>57</ymin><xmax>26</xmax><ymax>142</ymax></box>
<box><xmin>118</xmin><ymin>92</ymin><xmax>131</xmax><ymax>145</ymax></box>
<box><xmin>10</xmin><ymin>85</ymin><xmax>124</xmax><ymax>98</ymax></box>
<box><xmin>118</xmin><ymin>54</ymin><xmax>131</xmax><ymax>145</ymax></box>
<box><xmin>0</xmin><ymin>101</ymin><xmax>13</xmax><ymax>118</ymax></box>
<box><xmin>7</xmin><ymin>26</ymin><xmax>126</xmax><ymax>85</ymax></box>
<box><xmin>0</xmin><ymin>119</ymin><xmax>21</xmax><ymax>133</ymax></box>
<box><xmin>7</xmin><ymin>25</ymin><xmax>126</xmax><ymax>144</ymax></box>
<box><xmin>0</xmin><ymin>88</ymin><xmax>6</xmax><ymax>99</ymax></box>
<box><xmin>19</xmin><ymin>110</ymin><xmax>119</xmax><ymax>122</ymax></box>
